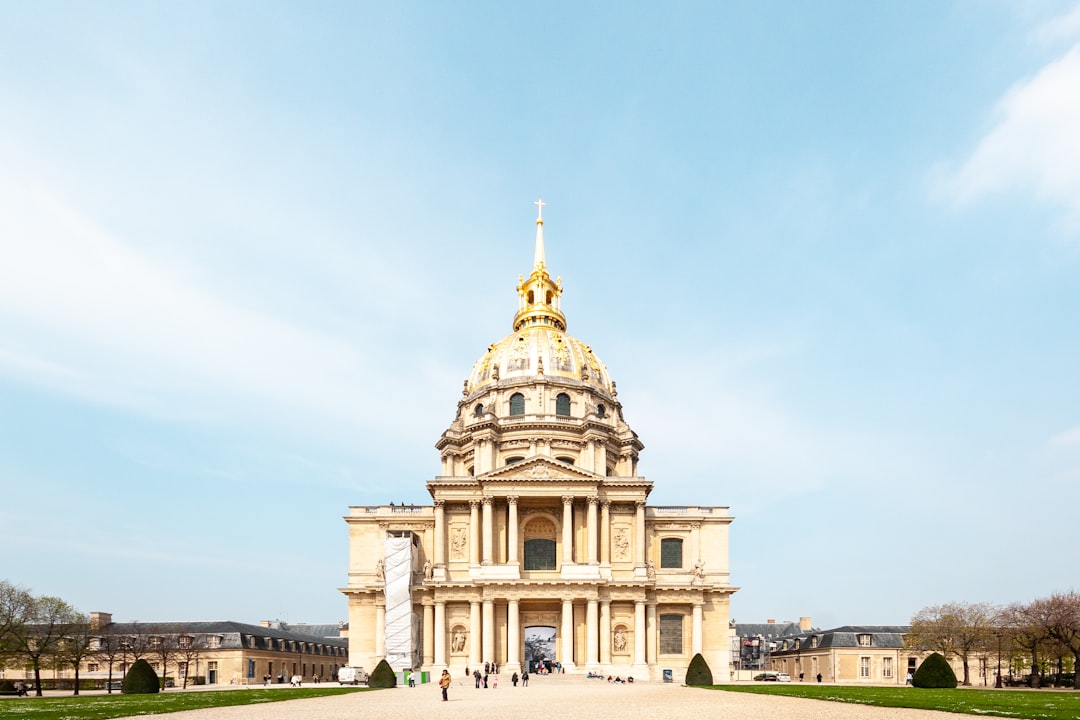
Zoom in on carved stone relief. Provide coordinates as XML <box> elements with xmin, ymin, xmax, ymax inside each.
<box><xmin>612</xmin><ymin>526</ymin><xmax>631</xmax><ymax>561</ymax></box>
<box><xmin>450</xmin><ymin>527</ymin><xmax>468</xmax><ymax>560</ymax></box>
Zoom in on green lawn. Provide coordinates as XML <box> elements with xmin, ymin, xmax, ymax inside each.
<box><xmin>0</xmin><ymin>687</ymin><xmax>371</xmax><ymax>720</ymax></box>
<box><xmin>711</xmin><ymin>684</ymin><xmax>1080</xmax><ymax>720</ymax></box>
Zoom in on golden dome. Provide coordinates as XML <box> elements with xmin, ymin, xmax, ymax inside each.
<box><xmin>464</xmin><ymin>200</ymin><xmax>614</xmax><ymax>396</ymax></box>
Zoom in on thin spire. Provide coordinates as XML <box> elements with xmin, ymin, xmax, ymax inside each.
<box><xmin>533</xmin><ymin>197</ymin><xmax>546</xmax><ymax>269</ymax></box>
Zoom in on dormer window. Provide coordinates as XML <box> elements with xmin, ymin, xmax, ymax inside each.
<box><xmin>509</xmin><ymin>393</ymin><xmax>525</xmax><ymax>416</ymax></box>
<box><xmin>858</xmin><ymin>634</ymin><xmax>872</xmax><ymax>647</ymax></box>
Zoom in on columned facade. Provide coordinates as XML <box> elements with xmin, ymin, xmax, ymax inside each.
<box><xmin>343</xmin><ymin>203</ymin><xmax>735</xmax><ymax>682</ymax></box>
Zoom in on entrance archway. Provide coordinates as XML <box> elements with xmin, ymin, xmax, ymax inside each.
<box><xmin>523</xmin><ymin>625</ymin><xmax>556</xmax><ymax>673</ymax></box>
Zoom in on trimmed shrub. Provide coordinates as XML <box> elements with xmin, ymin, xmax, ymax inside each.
<box><xmin>122</xmin><ymin>658</ymin><xmax>160</xmax><ymax>694</ymax></box>
<box><xmin>368</xmin><ymin>659</ymin><xmax>397</xmax><ymax>688</ymax></box>
<box><xmin>0</xmin><ymin>680</ymin><xmax>16</xmax><ymax>695</ymax></box>
<box><xmin>685</xmin><ymin>653</ymin><xmax>714</xmax><ymax>686</ymax></box>
<box><xmin>912</xmin><ymin>652</ymin><xmax>957</xmax><ymax>689</ymax></box>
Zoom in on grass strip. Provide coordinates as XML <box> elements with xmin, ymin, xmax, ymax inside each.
<box><xmin>710</xmin><ymin>684</ymin><xmax>1080</xmax><ymax>720</ymax></box>
<box><xmin>0</xmin><ymin>686</ymin><xmax>371</xmax><ymax>720</ymax></box>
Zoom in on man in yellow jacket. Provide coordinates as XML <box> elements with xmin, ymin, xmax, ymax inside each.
<box><xmin>439</xmin><ymin>669</ymin><xmax>451</xmax><ymax>701</ymax></box>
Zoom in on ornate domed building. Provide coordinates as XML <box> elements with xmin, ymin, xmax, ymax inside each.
<box><xmin>343</xmin><ymin>202</ymin><xmax>735</xmax><ymax>682</ymax></box>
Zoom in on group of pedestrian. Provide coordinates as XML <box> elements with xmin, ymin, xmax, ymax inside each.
<box><xmin>439</xmin><ymin>666</ymin><xmax>530</xmax><ymax>701</ymax></box>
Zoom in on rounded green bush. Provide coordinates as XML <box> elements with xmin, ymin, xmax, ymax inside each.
<box><xmin>122</xmin><ymin>658</ymin><xmax>161</xmax><ymax>694</ymax></box>
<box><xmin>367</xmin><ymin>659</ymin><xmax>397</xmax><ymax>688</ymax></box>
<box><xmin>912</xmin><ymin>652</ymin><xmax>957</xmax><ymax>688</ymax></box>
<box><xmin>685</xmin><ymin>653</ymin><xmax>714</xmax><ymax>686</ymax></box>
<box><xmin>0</xmin><ymin>679</ymin><xmax>16</xmax><ymax>695</ymax></box>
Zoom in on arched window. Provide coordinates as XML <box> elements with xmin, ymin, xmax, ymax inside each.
<box><xmin>509</xmin><ymin>393</ymin><xmax>525</xmax><ymax>416</ymax></box>
<box><xmin>556</xmin><ymin>456</ymin><xmax>575</xmax><ymax>465</ymax></box>
<box><xmin>505</xmin><ymin>456</ymin><xmax>524</xmax><ymax>465</ymax></box>
<box><xmin>596</xmin><ymin>404</ymin><xmax>606</xmax><ymax>418</ymax></box>
<box><xmin>555</xmin><ymin>393</ymin><xmax>571</xmax><ymax>416</ymax></box>
<box><xmin>660</xmin><ymin>538</ymin><xmax>683</xmax><ymax>568</ymax></box>
<box><xmin>474</xmin><ymin>403</ymin><xmax>484</xmax><ymax>416</ymax></box>
<box><xmin>523</xmin><ymin>518</ymin><xmax>557</xmax><ymax>570</ymax></box>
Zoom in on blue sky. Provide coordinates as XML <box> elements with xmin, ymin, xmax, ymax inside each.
<box><xmin>1</xmin><ymin>1</ymin><xmax>1078</xmax><ymax>631</ymax></box>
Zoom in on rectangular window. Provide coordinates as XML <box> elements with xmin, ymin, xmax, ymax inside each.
<box><xmin>660</xmin><ymin>538</ymin><xmax>683</xmax><ymax>569</ymax></box>
<box><xmin>883</xmin><ymin>657</ymin><xmax>893</xmax><ymax>678</ymax></box>
<box><xmin>207</xmin><ymin>636</ymin><xmax>221</xmax><ymax>649</ymax></box>
<box><xmin>179</xmin><ymin>662</ymin><xmax>188</xmax><ymax>678</ymax></box>
<box><xmin>860</xmin><ymin>657</ymin><xmax>871</xmax><ymax>678</ymax></box>
<box><xmin>659</xmin><ymin>614</ymin><xmax>683</xmax><ymax>655</ymax></box>
<box><xmin>858</xmin><ymin>634</ymin><xmax>872</xmax><ymax>647</ymax></box>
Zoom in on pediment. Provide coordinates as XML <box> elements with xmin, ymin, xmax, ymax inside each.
<box><xmin>482</xmin><ymin>457</ymin><xmax>600</xmax><ymax>482</ymax></box>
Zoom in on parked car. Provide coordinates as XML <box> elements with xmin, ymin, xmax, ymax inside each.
<box><xmin>753</xmin><ymin>672</ymin><xmax>779</xmax><ymax>681</ymax></box>
<box><xmin>776</xmin><ymin>673</ymin><xmax>791</xmax><ymax>682</ymax></box>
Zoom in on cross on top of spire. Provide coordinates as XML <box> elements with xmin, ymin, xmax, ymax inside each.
<box><xmin>534</xmin><ymin>197</ymin><xmax>546</xmax><ymax>222</ymax></box>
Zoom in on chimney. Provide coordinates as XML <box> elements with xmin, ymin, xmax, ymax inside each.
<box><xmin>90</xmin><ymin>612</ymin><xmax>112</xmax><ymax>629</ymax></box>
<box><xmin>800</xmin><ymin>616</ymin><xmax>813</xmax><ymax>631</ymax></box>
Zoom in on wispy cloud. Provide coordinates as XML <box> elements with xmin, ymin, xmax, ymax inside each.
<box><xmin>1048</xmin><ymin>425</ymin><xmax>1080</xmax><ymax>448</ymax></box>
<box><xmin>931</xmin><ymin>42</ymin><xmax>1080</xmax><ymax>234</ymax></box>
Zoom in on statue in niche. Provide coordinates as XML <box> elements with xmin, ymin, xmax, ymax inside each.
<box><xmin>450</xmin><ymin>527</ymin><xmax>468</xmax><ymax>559</ymax></box>
<box><xmin>612</xmin><ymin>528</ymin><xmax>630</xmax><ymax>561</ymax></box>
<box><xmin>692</xmin><ymin>559</ymin><xmax>705</xmax><ymax>584</ymax></box>
<box><xmin>423</xmin><ymin>561</ymin><xmax>432</xmax><ymax>579</ymax></box>
<box><xmin>646</xmin><ymin>560</ymin><xmax>655</xmax><ymax>580</ymax></box>
<box><xmin>613</xmin><ymin>627</ymin><xmax>627</xmax><ymax>653</ymax></box>
<box><xmin>451</xmin><ymin>629</ymin><xmax>466</xmax><ymax>653</ymax></box>
<box><xmin>375</xmin><ymin>559</ymin><xmax>385</xmax><ymax>581</ymax></box>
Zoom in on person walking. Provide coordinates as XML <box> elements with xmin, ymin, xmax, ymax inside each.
<box><xmin>439</xmin><ymin>669</ymin><xmax>451</xmax><ymax>702</ymax></box>
<box><xmin>511</xmin><ymin>672</ymin><xmax>519</xmax><ymax>687</ymax></box>
<box><xmin>521</xmin><ymin>669</ymin><xmax>529</xmax><ymax>686</ymax></box>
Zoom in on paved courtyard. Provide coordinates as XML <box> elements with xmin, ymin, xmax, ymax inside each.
<box><xmin>140</xmin><ymin>674</ymin><xmax>965</xmax><ymax>720</ymax></box>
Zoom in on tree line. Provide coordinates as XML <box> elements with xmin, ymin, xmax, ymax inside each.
<box><xmin>905</xmin><ymin>591</ymin><xmax>1080</xmax><ymax>688</ymax></box>
<box><xmin>1</xmin><ymin>580</ymin><xmax>205</xmax><ymax>696</ymax></box>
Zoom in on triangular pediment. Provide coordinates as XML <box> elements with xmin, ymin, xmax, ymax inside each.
<box><xmin>482</xmin><ymin>456</ymin><xmax>600</xmax><ymax>482</ymax></box>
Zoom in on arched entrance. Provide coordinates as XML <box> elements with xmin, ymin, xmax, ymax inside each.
<box><xmin>523</xmin><ymin>625</ymin><xmax>556</xmax><ymax>673</ymax></box>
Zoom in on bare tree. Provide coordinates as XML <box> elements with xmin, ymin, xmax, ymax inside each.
<box><xmin>1022</xmin><ymin>591</ymin><xmax>1080</xmax><ymax>690</ymax></box>
<box><xmin>999</xmin><ymin>601</ymin><xmax>1050</xmax><ymax>687</ymax></box>
<box><xmin>93</xmin><ymin>623</ymin><xmax>126</xmax><ymax>693</ymax></box>
<box><xmin>146</xmin><ymin>627</ymin><xmax>179</xmax><ymax>689</ymax></box>
<box><xmin>0</xmin><ymin>580</ymin><xmax>34</xmax><ymax>670</ymax></box>
<box><xmin>175</xmin><ymin>633</ymin><xmax>205</xmax><ymax>689</ymax></box>
<box><xmin>906</xmin><ymin>601</ymin><xmax>997</xmax><ymax>686</ymax></box>
<box><xmin>56</xmin><ymin>613</ymin><xmax>94</xmax><ymax>695</ymax></box>
<box><xmin>8</xmin><ymin>595</ymin><xmax>83</xmax><ymax>696</ymax></box>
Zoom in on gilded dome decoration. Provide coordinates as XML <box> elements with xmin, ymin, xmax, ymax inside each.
<box><xmin>464</xmin><ymin>201</ymin><xmax>614</xmax><ymax>395</ymax></box>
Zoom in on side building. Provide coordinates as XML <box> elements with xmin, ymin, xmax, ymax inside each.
<box><xmin>342</xmin><ymin>203</ymin><xmax>736</xmax><ymax>682</ymax></box>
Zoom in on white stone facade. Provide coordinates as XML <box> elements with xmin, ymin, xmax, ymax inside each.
<box><xmin>343</xmin><ymin>204</ymin><xmax>735</xmax><ymax>682</ymax></box>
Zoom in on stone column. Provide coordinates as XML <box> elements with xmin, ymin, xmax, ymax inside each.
<box><xmin>375</xmin><ymin>602</ymin><xmax>386</xmax><ymax>661</ymax></box>
<box><xmin>507</xmin><ymin>599</ymin><xmax>521</xmax><ymax>672</ymax></box>
<box><xmin>482</xmin><ymin>497</ymin><xmax>494</xmax><ymax>565</ymax></box>
<box><xmin>434</xmin><ymin>500</ymin><xmax>446</xmax><ymax>567</ymax></box>
<box><xmin>483</xmin><ymin>599</ymin><xmax>496</xmax><ymax>665</ymax></box>
<box><xmin>562</xmin><ymin>495</ymin><xmax>574</xmax><ymax>564</ymax></box>
<box><xmin>646</xmin><ymin>603</ymin><xmax>657</xmax><ymax>665</ymax></box>
<box><xmin>586</xmin><ymin>599</ymin><xmax>599</xmax><ymax>665</ymax></box>
<box><xmin>433</xmin><ymin>601</ymin><xmax>446</xmax><ymax>667</ymax></box>
<box><xmin>585</xmin><ymin>438</ymin><xmax>596</xmax><ymax>473</ymax></box>
<box><xmin>599</xmin><ymin>600</ymin><xmax>612</xmax><ymax>665</ymax></box>
<box><xmin>635</xmin><ymin>501</ymin><xmax>646</xmax><ymax>567</ymax></box>
<box><xmin>600</xmin><ymin>500</ymin><xmax>611</xmax><ymax>565</ymax></box>
<box><xmin>507</xmin><ymin>496</ymin><xmax>519</xmax><ymax>565</ymax></box>
<box><xmin>469</xmin><ymin>601</ymin><xmax>482</xmax><ymax>667</ymax></box>
<box><xmin>423</xmin><ymin>603</ymin><xmax>434</xmax><ymax>667</ymax></box>
<box><xmin>469</xmin><ymin>500</ymin><xmax>480</xmax><ymax>566</ymax></box>
<box><xmin>561</xmin><ymin>598</ymin><xmax>575</xmax><ymax>669</ymax></box>
<box><xmin>634</xmin><ymin>601</ymin><xmax>646</xmax><ymax>666</ymax></box>
<box><xmin>692</xmin><ymin>603</ymin><xmax>704</xmax><ymax>656</ymax></box>
<box><xmin>586</xmin><ymin>496</ymin><xmax>599</xmax><ymax>564</ymax></box>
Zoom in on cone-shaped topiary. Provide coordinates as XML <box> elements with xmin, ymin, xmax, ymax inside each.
<box><xmin>122</xmin><ymin>658</ymin><xmax>160</xmax><ymax>694</ymax></box>
<box><xmin>367</xmin><ymin>659</ymin><xmax>397</xmax><ymax>688</ymax></box>
<box><xmin>912</xmin><ymin>652</ymin><xmax>957</xmax><ymax>689</ymax></box>
<box><xmin>685</xmin><ymin>653</ymin><xmax>714</xmax><ymax>686</ymax></box>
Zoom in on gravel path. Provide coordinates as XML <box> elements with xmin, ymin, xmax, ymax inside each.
<box><xmin>138</xmin><ymin>675</ymin><xmax>968</xmax><ymax>720</ymax></box>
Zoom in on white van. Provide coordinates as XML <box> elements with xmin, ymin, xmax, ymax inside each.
<box><xmin>338</xmin><ymin>667</ymin><xmax>368</xmax><ymax>685</ymax></box>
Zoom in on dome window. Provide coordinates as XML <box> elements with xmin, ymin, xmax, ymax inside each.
<box><xmin>505</xmin><ymin>456</ymin><xmax>524</xmax><ymax>465</ymax></box>
<box><xmin>555</xmin><ymin>393</ymin><xmax>571</xmax><ymax>417</ymax></box>
<box><xmin>474</xmin><ymin>403</ymin><xmax>484</xmax><ymax>417</ymax></box>
<box><xmin>556</xmin><ymin>456</ymin><xmax>575</xmax><ymax>465</ymax></box>
<box><xmin>596</xmin><ymin>404</ymin><xmax>606</xmax><ymax>418</ymax></box>
<box><xmin>509</xmin><ymin>393</ymin><xmax>525</xmax><ymax>416</ymax></box>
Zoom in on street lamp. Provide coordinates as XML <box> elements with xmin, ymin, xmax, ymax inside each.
<box><xmin>994</xmin><ymin>631</ymin><xmax>1003</xmax><ymax>689</ymax></box>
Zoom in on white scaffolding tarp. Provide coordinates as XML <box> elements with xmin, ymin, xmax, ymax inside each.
<box><xmin>383</xmin><ymin>536</ymin><xmax>418</xmax><ymax>670</ymax></box>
